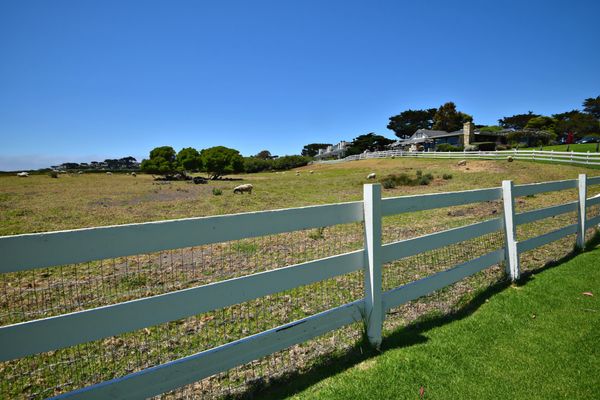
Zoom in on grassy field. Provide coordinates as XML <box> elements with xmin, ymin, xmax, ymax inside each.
<box><xmin>2</xmin><ymin>157</ymin><xmax>600</xmax><ymax>235</ymax></box>
<box><xmin>531</xmin><ymin>143</ymin><xmax>599</xmax><ymax>152</ymax></box>
<box><xmin>2</xmin><ymin>157</ymin><xmax>600</xmax><ymax>399</ymax></box>
<box><xmin>280</xmin><ymin>245</ymin><xmax>600</xmax><ymax>400</ymax></box>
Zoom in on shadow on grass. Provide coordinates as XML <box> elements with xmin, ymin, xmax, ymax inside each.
<box><xmin>227</xmin><ymin>230</ymin><xmax>600</xmax><ymax>400</ymax></box>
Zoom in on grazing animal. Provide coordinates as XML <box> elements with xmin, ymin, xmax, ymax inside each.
<box><xmin>457</xmin><ymin>160</ymin><xmax>467</xmax><ymax>166</ymax></box>
<box><xmin>367</xmin><ymin>172</ymin><xmax>376</xmax><ymax>180</ymax></box>
<box><xmin>309</xmin><ymin>170</ymin><xmax>314</xmax><ymax>174</ymax></box>
<box><xmin>233</xmin><ymin>184</ymin><xmax>253</xmax><ymax>194</ymax></box>
<box><xmin>106</xmin><ymin>172</ymin><xmax>112</xmax><ymax>175</ymax></box>
<box><xmin>16</xmin><ymin>172</ymin><xmax>29</xmax><ymax>177</ymax></box>
<box><xmin>77</xmin><ymin>171</ymin><xmax>84</xmax><ymax>174</ymax></box>
<box><xmin>131</xmin><ymin>172</ymin><xmax>137</xmax><ymax>177</ymax></box>
<box><xmin>507</xmin><ymin>156</ymin><xmax>514</xmax><ymax>163</ymax></box>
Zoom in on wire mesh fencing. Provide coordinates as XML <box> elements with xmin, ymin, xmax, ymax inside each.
<box><xmin>1</xmin><ymin>222</ymin><xmax>365</xmax><ymax>399</ymax></box>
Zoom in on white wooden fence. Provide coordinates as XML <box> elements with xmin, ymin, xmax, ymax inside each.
<box><xmin>337</xmin><ymin>149</ymin><xmax>600</xmax><ymax>166</ymax></box>
<box><xmin>1</xmin><ymin>175</ymin><xmax>600</xmax><ymax>399</ymax></box>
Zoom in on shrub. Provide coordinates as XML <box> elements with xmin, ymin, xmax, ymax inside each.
<box><xmin>272</xmin><ymin>155</ymin><xmax>310</xmax><ymax>170</ymax></box>
<box><xmin>495</xmin><ymin>144</ymin><xmax>511</xmax><ymax>151</ymax></box>
<box><xmin>471</xmin><ymin>142</ymin><xmax>496</xmax><ymax>151</ymax></box>
<box><xmin>48</xmin><ymin>171</ymin><xmax>59</xmax><ymax>178</ymax></box>
<box><xmin>380</xmin><ymin>171</ymin><xmax>433</xmax><ymax>188</ymax></box>
<box><xmin>243</xmin><ymin>157</ymin><xmax>272</xmax><ymax>173</ymax></box>
<box><xmin>442</xmin><ymin>173</ymin><xmax>453</xmax><ymax>180</ymax></box>
<box><xmin>436</xmin><ymin>143</ymin><xmax>463</xmax><ymax>152</ymax></box>
<box><xmin>212</xmin><ymin>188</ymin><xmax>222</xmax><ymax>196</ymax></box>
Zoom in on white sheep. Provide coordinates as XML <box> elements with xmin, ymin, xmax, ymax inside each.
<box><xmin>16</xmin><ymin>172</ymin><xmax>29</xmax><ymax>177</ymax></box>
<box><xmin>233</xmin><ymin>183</ymin><xmax>253</xmax><ymax>194</ymax></box>
<box><xmin>106</xmin><ymin>172</ymin><xmax>112</xmax><ymax>175</ymax></box>
<box><xmin>77</xmin><ymin>171</ymin><xmax>84</xmax><ymax>174</ymax></box>
<box><xmin>367</xmin><ymin>172</ymin><xmax>376</xmax><ymax>180</ymax></box>
<box><xmin>309</xmin><ymin>170</ymin><xmax>314</xmax><ymax>174</ymax></box>
<box><xmin>457</xmin><ymin>160</ymin><xmax>467</xmax><ymax>166</ymax></box>
<box><xmin>131</xmin><ymin>172</ymin><xmax>137</xmax><ymax>177</ymax></box>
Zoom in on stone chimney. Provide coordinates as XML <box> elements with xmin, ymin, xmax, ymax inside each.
<box><xmin>462</xmin><ymin>121</ymin><xmax>475</xmax><ymax>147</ymax></box>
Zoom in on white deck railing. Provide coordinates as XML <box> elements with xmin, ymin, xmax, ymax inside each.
<box><xmin>1</xmin><ymin>175</ymin><xmax>599</xmax><ymax>399</ymax></box>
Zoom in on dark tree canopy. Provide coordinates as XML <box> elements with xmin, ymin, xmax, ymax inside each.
<box><xmin>525</xmin><ymin>116</ymin><xmax>556</xmax><ymax>132</ymax></box>
<box><xmin>255</xmin><ymin>150</ymin><xmax>272</xmax><ymax>160</ymax></box>
<box><xmin>201</xmin><ymin>146</ymin><xmax>244</xmax><ymax>179</ymax></box>
<box><xmin>141</xmin><ymin>146</ymin><xmax>178</xmax><ymax>174</ymax></box>
<box><xmin>301</xmin><ymin>143</ymin><xmax>332</xmax><ymax>157</ymax></box>
<box><xmin>508</xmin><ymin>129</ymin><xmax>556</xmax><ymax>147</ymax></box>
<box><xmin>176</xmin><ymin>147</ymin><xmax>202</xmax><ymax>171</ymax></box>
<box><xmin>432</xmin><ymin>102</ymin><xmax>472</xmax><ymax>132</ymax></box>
<box><xmin>583</xmin><ymin>96</ymin><xmax>600</xmax><ymax>119</ymax></box>
<box><xmin>552</xmin><ymin>110</ymin><xmax>599</xmax><ymax>137</ymax></box>
<box><xmin>498</xmin><ymin>112</ymin><xmax>539</xmax><ymax>130</ymax></box>
<box><xmin>387</xmin><ymin>108</ymin><xmax>436</xmax><ymax>138</ymax></box>
<box><xmin>346</xmin><ymin>133</ymin><xmax>394</xmax><ymax>156</ymax></box>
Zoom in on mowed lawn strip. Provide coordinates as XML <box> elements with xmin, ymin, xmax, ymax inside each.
<box><xmin>288</xmin><ymin>248</ymin><xmax>600</xmax><ymax>400</ymax></box>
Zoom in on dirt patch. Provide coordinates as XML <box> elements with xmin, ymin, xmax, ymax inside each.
<box><xmin>454</xmin><ymin>160</ymin><xmax>508</xmax><ymax>173</ymax></box>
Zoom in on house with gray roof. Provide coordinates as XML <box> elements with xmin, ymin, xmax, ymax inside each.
<box><xmin>390</xmin><ymin>122</ymin><xmax>509</xmax><ymax>150</ymax></box>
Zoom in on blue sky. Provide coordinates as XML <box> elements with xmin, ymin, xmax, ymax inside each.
<box><xmin>1</xmin><ymin>0</ymin><xmax>599</xmax><ymax>170</ymax></box>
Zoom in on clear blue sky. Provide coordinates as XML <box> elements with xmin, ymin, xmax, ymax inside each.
<box><xmin>1</xmin><ymin>0</ymin><xmax>599</xmax><ymax>170</ymax></box>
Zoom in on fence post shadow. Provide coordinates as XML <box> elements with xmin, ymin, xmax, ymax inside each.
<box><xmin>238</xmin><ymin>228</ymin><xmax>600</xmax><ymax>400</ymax></box>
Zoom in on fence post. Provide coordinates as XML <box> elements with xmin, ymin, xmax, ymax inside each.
<box><xmin>502</xmin><ymin>180</ymin><xmax>520</xmax><ymax>281</ymax></box>
<box><xmin>577</xmin><ymin>174</ymin><xmax>587</xmax><ymax>249</ymax></box>
<box><xmin>363</xmin><ymin>183</ymin><xmax>383</xmax><ymax>348</ymax></box>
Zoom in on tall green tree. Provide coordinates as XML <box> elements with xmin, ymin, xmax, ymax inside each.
<box><xmin>553</xmin><ymin>110</ymin><xmax>599</xmax><ymax>137</ymax></box>
<box><xmin>176</xmin><ymin>147</ymin><xmax>202</xmax><ymax>171</ymax></box>
<box><xmin>498</xmin><ymin>111</ymin><xmax>539</xmax><ymax>130</ymax></box>
<box><xmin>387</xmin><ymin>108</ymin><xmax>437</xmax><ymax>138</ymax></box>
<box><xmin>583</xmin><ymin>96</ymin><xmax>600</xmax><ymax>119</ymax></box>
<box><xmin>201</xmin><ymin>146</ymin><xmax>244</xmax><ymax>179</ymax></box>
<box><xmin>345</xmin><ymin>133</ymin><xmax>394</xmax><ymax>156</ymax></box>
<box><xmin>301</xmin><ymin>143</ymin><xmax>332</xmax><ymax>157</ymax></box>
<box><xmin>140</xmin><ymin>146</ymin><xmax>178</xmax><ymax>174</ymax></box>
<box><xmin>255</xmin><ymin>150</ymin><xmax>272</xmax><ymax>159</ymax></box>
<box><xmin>432</xmin><ymin>102</ymin><xmax>473</xmax><ymax>132</ymax></box>
<box><xmin>525</xmin><ymin>116</ymin><xmax>556</xmax><ymax>132</ymax></box>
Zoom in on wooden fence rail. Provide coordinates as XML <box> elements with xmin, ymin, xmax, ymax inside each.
<box><xmin>1</xmin><ymin>174</ymin><xmax>599</xmax><ymax>399</ymax></box>
<box><xmin>328</xmin><ymin>149</ymin><xmax>600</xmax><ymax>166</ymax></box>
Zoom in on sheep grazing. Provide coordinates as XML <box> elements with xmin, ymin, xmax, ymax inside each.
<box><xmin>366</xmin><ymin>172</ymin><xmax>376</xmax><ymax>180</ymax></box>
<box><xmin>77</xmin><ymin>171</ymin><xmax>84</xmax><ymax>174</ymax></box>
<box><xmin>131</xmin><ymin>172</ymin><xmax>137</xmax><ymax>177</ymax></box>
<box><xmin>106</xmin><ymin>172</ymin><xmax>112</xmax><ymax>175</ymax></box>
<box><xmin>507</xmin><ymin>156</ymin><xmax>514</xmax><ymax>163</ymax></box>
<box><xmin>233</xmin><ymin>184</ymin><xmax>253</xmax><ymax>194</ymax></box>
<box><xmin>309</xmin><ymin>170</ymin><xmax>314</xmax><ymax>174</ymax></box>
<box><xmin>16</xmin><ymin>172</ymin><xmax>29</xmax><ymax>177</ymax></box>
<box><xmin>457</xmin><ymin>160</ymin><xmax>467</xmax><ymax>166</ymax></box>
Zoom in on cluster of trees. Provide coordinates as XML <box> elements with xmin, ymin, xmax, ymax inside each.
<box><xmin>496</xmin><ymin>96</ymin><xmax>600</xmax><ymax>146</ymax></box>
<box><xmin>387</xmin><ymin>102</ymin><xmax>472</xmax><ymax>138</ymax></box>
<box><xmin>141</xmin><ymin>146</ymin><xmax>309</xmax><ymax>178</ymax></box>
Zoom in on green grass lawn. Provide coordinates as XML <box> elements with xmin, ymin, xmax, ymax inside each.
<box><xmin>531</xmin><ymin>143</ymin><xmax>600</xmax><ymax>152</ymax></box>
<box><xmin>277</xmin><ymin>248</ymin><xmax>600</xmax><ymax>400</ymax></box>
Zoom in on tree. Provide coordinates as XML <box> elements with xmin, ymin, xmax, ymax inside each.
<box><xmin>498</xmin><ymin>111</ymin><xmax>539</xmax><ymax>130</ymax></box>
<box><xmin>553</xmin><ymin>110</ymin><xmax>599</xmax><ymax>137</ymax></box>
<box><xmin>119</xmin><ymin>156</ymin><xmax>137</xmax><ymax>168</ymax></box>
<box><xmin>140</xmin><ymin>146</ymin><xmax>177</xmax><ymax>174</ymax></box>
<box><xmin>301</xmin><ymin>143</ymin><xmax>332</xmax><ymax>157</ymax></box>
<box><xmin>176</xmin><ymin>147</ymin><xmax>202</xmax><ymax>172</ymax></box>
<box><xmin>345</xmin><ymin>133</ymin><xmax>394</xmax><ymax>156</ymax></box>
<box><xmin>524</xmin><ymin>116</ymin><xmax>556</xmax><ymax>132</ymax></box>
<box><xmin>432</xmin><ymin>102</ymin><xmax>473</xmax><ymax>132</ymax></box>
<box><xmin>387</xmin><ymin>108</ymin><xmax>437</xmax><ymax>138</ymax></box>
<box><xmin>255</xmin><ymin>150</ymin><xmax>272</xmax><ymax>160</ymax></box>
<box><xmin>508</xmin><ymin>129</ymin><xmax>556</xmax><ymax>147</ymax></box>
<box><xmin>201</xmin><ymin>146</ymin><xmax>244</xmax><ymax>179</ymax></box>
<box><xmin>583</xmin><ymin>96</ymin><xmax>600</xmax><ymax>119</ymax></box>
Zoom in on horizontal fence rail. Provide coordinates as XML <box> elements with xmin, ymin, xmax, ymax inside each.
<box><xmin>2</xmin><ymin>173</ymin><xmax>600</xmax><ymax>399</ymax></box>
<box><xmin>317</xmin><ymin>148</ymin><xmax>600</xmax><ymax>166</ymax></box>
